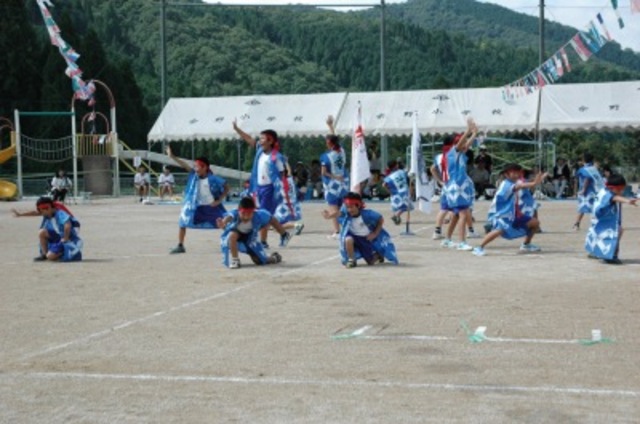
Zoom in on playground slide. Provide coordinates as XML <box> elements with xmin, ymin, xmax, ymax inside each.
<box><xmin>120</xmin><ymin>150</ymin><xmax>251</xmax><ymax>181</ymax></box>
<box><xmin>0</xmin><ymin>144</ymin><xmax>17</xmax><ymax>200</ymax></box>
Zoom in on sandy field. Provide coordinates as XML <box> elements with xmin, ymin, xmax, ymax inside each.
<box><xmin>0</xmin><ymin>195</ymin><xmax>639</xmax><ymax>423</ymax></box>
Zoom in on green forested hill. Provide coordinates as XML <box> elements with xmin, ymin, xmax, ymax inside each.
<box><xmin>1</xmin><ymin>0</ymin><xmax>639</xmax><ymax>171</ymax></box>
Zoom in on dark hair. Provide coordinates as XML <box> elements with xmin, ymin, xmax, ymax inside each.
<box><xmin>387</xmin><ymin>159</ymin><xmax>398</xmax><ymax>170</ymax></box>
<box><xmin>442</xmin><ymin>134</ymin><xmax>456</xmax><ymax>146</ymax></box>
<box><xmin>195</xmin><ymin>156</ymin><xmax>210</xmax><ymax>168</ymax></box>
<box><xmin>239</xmin><ymin>196</ymin><xmax>256</xmax><ymax>209</ymax></box>
<box><xmin>36</xmin><ymin>196</ymin><xmax>54</xmax><ymax>208</ymax></box>
<box><xmin>261</xmin><ymin>129</ymin><xmax>278</xmax><ymax>143</ymax></box>
<box><xmin>607</xmin><ymin>174</ymin><xmax>626</xmax><ymax>186</ymax></box>
<box><xmin>501</xmin><ymin>163</ymin><xmax>522</xmax><ymax>174</ymax></box>
<box><xmin>583</xmin><ymin>152</ymin><xmax>594</xmax><ymax>163</ymax></box>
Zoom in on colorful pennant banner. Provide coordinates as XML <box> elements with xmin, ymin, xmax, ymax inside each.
<box><xmin>502</xmin><ymin>2</ymin><xmax>634</xmax><ymax>101</ymax></box>
<box><xmin>36</xmin><ymin>0</ymin><xmax>96</xmax><ymax>105</ymax></box>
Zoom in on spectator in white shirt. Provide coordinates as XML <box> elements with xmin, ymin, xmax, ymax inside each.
<box><xmin>133</xmin><ymin>166</ymin><xmax>150</xmax><ymax>202</ymax></box>
<box><xmin>158</xmin><ymin>166</ymin><xmax>175</xmax><ymax>200</ymax></box>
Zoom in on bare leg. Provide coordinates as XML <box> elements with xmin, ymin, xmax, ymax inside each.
<box><xmin>345</xmin><ymin>236</ymin><xmax>355</xmax><ymax>260</ymax></box>
<box><xmin>524</xmin><ymin>218</ymin><xmax>540</xmax><ymax>244</ymax></box>
<box><xmin>178</xmin><ymin>227</ymin><xmax>186</xmax><ymax>245</ymax></box>
<box><xmin>228</xmin><ymin>231</ymin><xmax>239</xmax><ymax>258</ymax></box>
<box><xmin>38</xmin><ymin>229</ymin><xmax>49</xmax><ymax>258</ymax></box>
<box><xmin>446</xmin><ymin>213</ymin><xmax>460</xmax><ymax>240</ymax></box>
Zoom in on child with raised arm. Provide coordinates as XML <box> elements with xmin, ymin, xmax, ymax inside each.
<box><xmin>12</xmin><ymin>197</ymin><xmax>82</xmax><ymax>262</ymax></box>
<box><xmin>472</xmin><ymin>163</ymin><xmax>547</xmax><ymax>257</ymax></box>
<box><xmin>320</xmin><ymin>115</ymin><xmax>348</xmax><ymax>238</ymax></box>
<box><xmin>322</xmin><ymin>192</ymin><xmax>398</xmax><ymax>268</ymax></box>
<box><xmin>573</xmin><ymin>152</ymin><xmax>604</xmax><ymax>231</ymax></box>
<box><xmin>232</xmin><ymin>120</ymin><xmax>287</xmax><ymax>249</ymax></box>
<box><xmin>217</xmin><ymin>197</ymin><xmax>291</xmax><ymax>269</ymax></box>
<box><xmin>585</xmin><ymin>174</ymin><xmax>637</xmax><ymax>265</ymax></box>
<box><xmin>166</xmin><ymin>146</ymin><xmax>229</xmax><ymax>254</ymax></box>
<box><xmin>441</xmin><ymin>118</ymin><xmax>477</xmax><ymax>251</ymax></box>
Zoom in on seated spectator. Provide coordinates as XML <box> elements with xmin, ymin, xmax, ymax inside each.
<box><xmin>133</xmin><ymin>165</ymin><xmax>150</xmax><ymax>202</ymax></box>
<box><xmin>50</xmin><ymin>169</ymin><xmax>72</xmax><ymax>203</ymax></box>
<box><xmin>158</xmin><ymin>166</ymin><xmax>175</xmax><ymax>200</ymax></box>
<box><xmin>469</xmin><ymin>160</ymin><xmax>492</xmax><ymax>200</ymax></box>
<box><xmin>552</xmin><ymin>157</ymin><xmax>571</xmax><ymax>199</ymax></box>
<box><xmin>364</xmin><ymin>170</ymin><xmax>389</xmax><ymax>200</ymax></box>
<box><xmin>475</xmin><ymin>144</ymin><xmax>493</xmax><ymax>173</ymax></box>
<box><xmin>309</xmin><ymin>159</ymin><xmax>323</xmax><ymax>199</ymax></box>
<box><xmin>293</xmin><ymin>161</ymin><xmax>309</xmax><ymax>201</ymax></box>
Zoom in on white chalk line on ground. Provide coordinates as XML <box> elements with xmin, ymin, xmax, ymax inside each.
<box><xmin>16</xmin><ymin>254</ymin><xmax>339</xmax><ymax>363</ymax></box>
<box><xmin>9</xmin><ymin>371</ymin><xmax>639</xmax><ymax>398</ymax></box>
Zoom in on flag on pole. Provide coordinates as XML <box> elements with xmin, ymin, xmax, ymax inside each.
<box><xmin>350</xmin><ymin>102</ymin><xmax>371</xmax><ymax>192</ymax></box>
<box><xmin>408</xmin><ymin>113</ymin><xmax>432</xmax><ymax>214</ymax></box>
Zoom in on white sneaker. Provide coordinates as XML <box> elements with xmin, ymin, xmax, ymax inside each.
<box><xmin>440</xmin><ymin>239</ymin><xmax>455</xmax><ymax>248</ymax></box>
<box><xmin>457</xmin><ymin>241</ymin><xmax>473</xmax><ymax>251</ymax></box>
<box><xmin>432</xmin><ymin>232</ymin><xmax>444</xmax><ymax>240</ymax></box>
<box><xmin>472</xmin><ymin>247</ymin><xmax>486</xmax><ymax>256</ymax></box>
<box><xmin>520</xmin><ymin>243</ymin><xmax>541</xmax><ymax>252</ymax></box>
<box><xmin>229</xmin><ymin>258</ymin><xmax>240</xmax><ymax>269</ymax></box>
<box><xmin>327</xmin><ymin>232</ymin><xmax>339</xmax><ymax>240</ymax></box>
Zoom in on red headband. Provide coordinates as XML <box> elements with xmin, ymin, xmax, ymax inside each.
<box><xmin>195</xmin><ymin>160</ymin><xmax>208</xmax><ymax>170</ymax></box>
<box><xmin>344</xmin><ymin>198</ymin><xmax>364</xmax><ymax>208</ymax></box>
<box><xmin>37</xmin><ymin>203</ymin><xmax>53</xmax><ymax>210</ymax></box>
<box><xmin>606</xmin><ymin>184</ymin><xmax>625</xmax><ymax>191</ymax></box>
<box><xmin>238</xmin><ymin>207</ymin><xmax>255</xmax><ymax>214</ymax></box>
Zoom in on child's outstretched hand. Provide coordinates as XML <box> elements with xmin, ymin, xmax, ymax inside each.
<box><xmin>630</xmin><ymin>198</ymin><xmax>638</xmax><ymax>206</ymax></box>
<box><xmin>321</xmin><ymin>210</ymin><xmax>331</xmax><ymax>219</ymax></box>
<box><xmin>216</xmin><ymin>217</ymin><xmax>226</xmax><ymax>229</ymax></box>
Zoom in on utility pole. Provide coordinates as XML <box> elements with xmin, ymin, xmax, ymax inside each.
<box><xmin>379</xmin><ymin>0</ymin><xmax>388</xmax><ymax>175</ymax></box>
<box><xmin>537</xmin><ymin>0</ymin><xmax>546</xmax><ymax>174</ymax></box>
<box><xmin>160</xmin><ymin>0</ymin><xmax>168</xmax><ymax>110</ymax></box>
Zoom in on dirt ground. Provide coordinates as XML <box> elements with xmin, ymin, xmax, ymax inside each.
<box><xmin>1</xmin><ymin>195</ymin><xmax>639</xmax><ymax>423</ymax></box>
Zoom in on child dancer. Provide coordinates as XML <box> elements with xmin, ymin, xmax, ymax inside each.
<box><xmin>322</xmin><ymin>192</ymin><xmax>398</xmax><ymax>268</ymax></box>
<box><xmin>320</xmin><ymin>115</ymin><xmax>348</xmax><ymax>238</ymax></box>
<box><xmin>573</xmin><ymin>153</ymin><xmax>604</xmax><ymax>230</ymax></box>
<box><xmin>167</xmin><ymin>147</ymin><xmax>229</xmax><ymax>254</ymax></box>
<box><xmin>472</xmin><ymin>164</ymin><xmax>546</xmax><ymax>256</ymax></box>
<box><xmin>217</xmin><ymin>197</ymin><xmax>291</xmax><ymax>269</ymax></box>
<box><xmin>441</xmin><ymin>118</ymin><xmax>477</xmax><ymax>251</ymax></box>
<box><xmin>383</xmin><ymin>159</ymin><xmax>412</xmax><ymax>225</ymax></box>
<box><xmin>585</xmin><ymin>174</ymin><xmax>637</xmax><ymax>265</ymax></box>
<box><xmin>12</xmin><ymin>197</ymin><xmax>83</xmax><ymax>262</ymax></box>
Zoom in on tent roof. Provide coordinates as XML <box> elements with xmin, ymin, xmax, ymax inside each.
<box><xmin>148</xmin><ymin>92</ymin><xmax>347</xmax><ymax>142</ymax></box>
<box><xmin>148</xmin><ymin>81</ymin><xmax>640</xmax><ymax>142</ymax></box>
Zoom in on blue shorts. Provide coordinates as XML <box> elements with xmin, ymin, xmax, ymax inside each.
<box><xmin>257</xmin><ymin>184</ymin><xmax>277</xmax><ymax>215</ymax></box>
<box><xmin>513</xmin><ymin>215</ymin><xmax>532</xmax><ymax>229</ymax></box>
<box><xmin>348</xmin><ymin>234</ymin><xmax>377</xmax><ymax>263</ymax></box>
<box><xmin>193</xmin><ymin>204</ymin><xmax>226</xmax><ymax>225</ymax></box>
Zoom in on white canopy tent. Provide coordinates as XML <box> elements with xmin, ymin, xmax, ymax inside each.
<box><xmin>148</xmin><ymin>81</ymin><xmax>640</xmax><ymax>142</ymax></box>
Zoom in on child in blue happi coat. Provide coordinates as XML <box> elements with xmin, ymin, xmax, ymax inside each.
<box><xmin>573</xmin><ymin>152</ymin><xmax>604</xmax><ymax>231</ymax></box>
<box><xmin>12</xmin><ymin>197</ymin><xmax>83</xmax><ymax>262</ymax></box>
<box><xmin>167</xmin><ymin>146</ymin><xmax>230</xmax><ymax>254</ymax></box>
<box><xmin>322</xmin><ymin>192</ymin><xmax>398</xmax><ymax>268</ymax></box>
<box><xmin>585</xmin><ymin>174</ymin><xmax>637</xmax><ymax>265</ymax></box>
<box><xmin>472</xmin><ymin>163</ymin><xmax>547</xmax><ymax>257</ymax></box>
<box><xmin>383</xmin><ymin>159</ymin><xmax>412</xmax><ymax>226</ymax></box>
<box><xmin>218</xmin><ymin>197</ymin><xmax>291</xmax><ymax>269</ymax></box>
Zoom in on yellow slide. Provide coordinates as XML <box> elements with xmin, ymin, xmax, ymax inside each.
<box><xmin>0</xmin><ymin>144</ymin><xmax>17</xmax><ymax>200</ymax></box>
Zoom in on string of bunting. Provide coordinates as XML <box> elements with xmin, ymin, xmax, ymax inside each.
<box><xmin>502</xmin><ymin>0</ymin><xmax>637</xmax><ymax>101</ymax></box>
<box><xmin>35</xmin><ymin>0</ymin><xmax>96</xmax><ymax>105</ymax></box>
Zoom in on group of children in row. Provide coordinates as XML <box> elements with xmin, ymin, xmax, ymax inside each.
<box><xmin>11</xmin><ymin>118</ymin><xmax>637</xmax><ymax>267</ymax></box>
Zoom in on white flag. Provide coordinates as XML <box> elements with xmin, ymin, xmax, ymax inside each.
<box><xmin>408</xmin><ymin>113</ymin><xmax>433</xmax><ymax>213</ymax></box>
<box><xmin>350</xmin><ymin>103</ymin><xmax>371</xmax><ymax>192</ymax></box>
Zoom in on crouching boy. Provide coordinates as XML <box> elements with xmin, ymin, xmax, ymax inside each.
<box><xmin>217</xmin><ymin>197</ymin><xmax>291</xmax><ymax>269</ymax></box>
<box><xmin>322</xmin><ymin>192</ymin><xmax>398</xmax><ymax>268</ymax></box>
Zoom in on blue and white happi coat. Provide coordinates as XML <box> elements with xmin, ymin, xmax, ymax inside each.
<box><xmin>584</xmin><ymin>188</ymin><xmax>621</xmax><ymax>260</ymax></box>
<box><xmin>40</xmin><ymin>209</ymin><xmax>83</xmax><ymax>261</ymax></box>
<box><xmin>337</xmin><ymin>207</ymin><xmax>398</xmax><ymax>265</ymax></box>
<box><xmin>444</xmin><ymin>148</ymin><xmax>474</xmax><ymax>209</ymax></box>
<box><xmin>487</xmin><ymin>179</ymin><xmax>528</xmax><ymax>240</ymax></box>
<box><xmin>320</xmin><ymin>149</ymin><xmax>348</xmax><ymax>206</ymax></box>
<box><xmin>274</xmin><ymin>176</ymin><xmax>302</xmax><ymax>224</ymax></box>
<box><xmin>179</xmin><ymin>170</ymin><xmax>227</xmax><ymax>229</ymax></box>
<box><xmin>384</xmin><ymin>169</ymin><xmax>413</xmax><ymax>213</ymax></box>
<box><xmin>576</xmin><ymin>163</ymin><xmax>604</xmax><ymax>214</ymax></box>
<box><xmin>220</xmin><ymin>209</ymin><xmax>273</xmax><ymax>267</ymax></box>
<box><xmin>517</xmin><ymin>180</ymin><xmax>539</xmax><ymax>218</ymax></box>
<box><xmin>250</xmin><ymin>145</ymin><xmax>287</xmax><ymax>212</ymax></box>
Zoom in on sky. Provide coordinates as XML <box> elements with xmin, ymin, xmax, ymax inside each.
<box><xmin>203</xmin><ymin>0</ymin><xmax>640</xmax><ymax>52</ymax></box>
